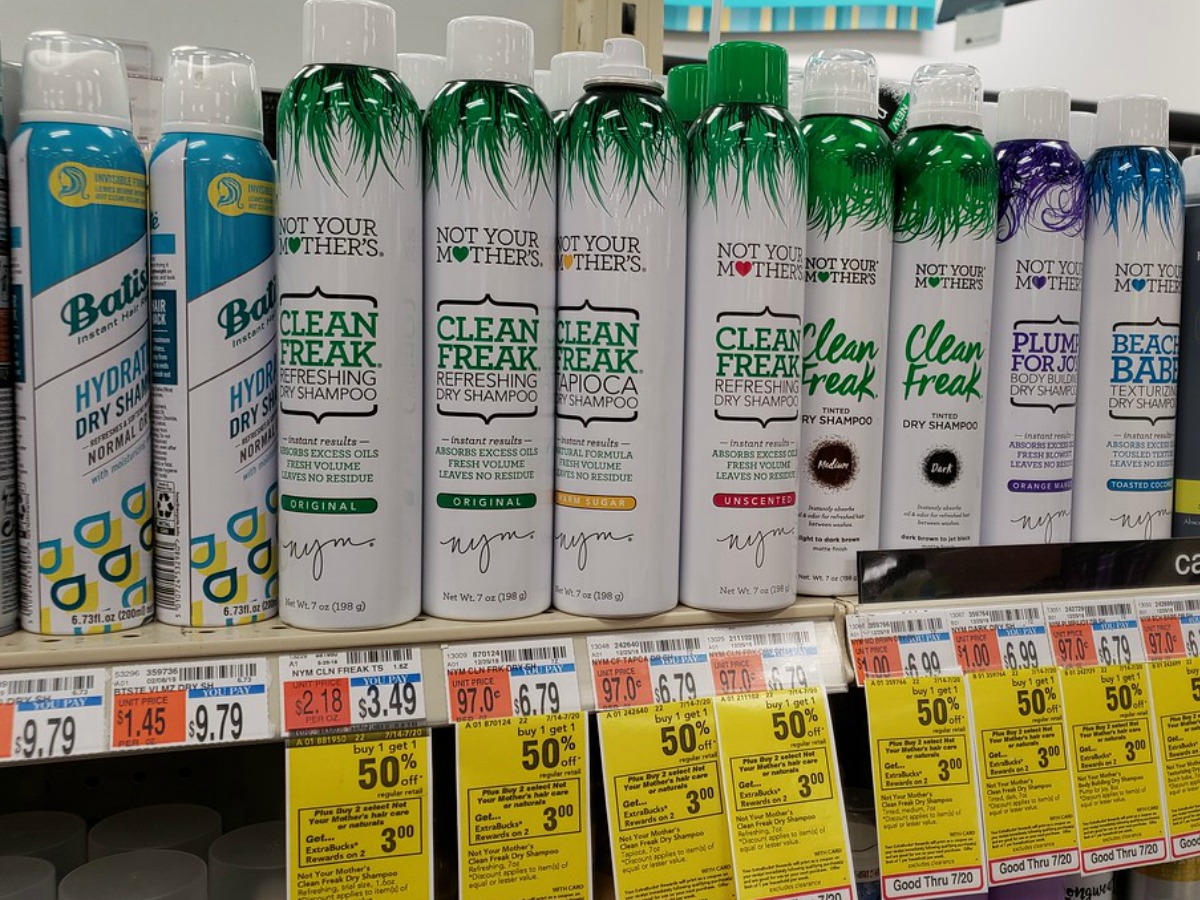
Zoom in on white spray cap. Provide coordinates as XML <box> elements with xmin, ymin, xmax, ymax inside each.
<box><xmin>161</xmin><ymin>47</ymin><xmax>262</xmax><ymax>140</ymax></box>
<box><xmin>803</xmin><ymin>49</ymin><xmax>876</xmax><ymax>118</ymax></box>
<box><xmin>302</xmin><ymin>0</ymin><xmax>396</xmax><ymax>70</ymax></box>
<box><xmin>787</xmin><ymin>67</ymin><xmax>805</xmax><ymax>114</ymax></box>
<box><xmin>550</xmin><ymin>50</ymin><xmax>603</xmax><ymax>109</ymax></box>
<box><xmin>1095</xmin><ymin>94</ymin><xmax>1169</xmax><ymax>150</ymax></box>
<box><xmin>1182</xmin><ymin>155</ymin><xmax>1200</xmax><ymax>202</ymax></box>
<box><xmin>20</xmin><ymin>32</ymin><xmax>131</xmax><ymax>129</ymax></box>
<box><xmin>591</xmin><ymin>40</ymin><xmax>648</xmax><ymax>83</ymax></box>
<box><xmin>395</xmin><ymin>52</ymin><xmax>446</xmax><ymax>109</ymax></box>
<box><xmin>1069</xmin><ymin>110</ymin><xmax>1096</xmax><ymax>160</ymax></box>
<box><xmin>996</xmin><ymin>87</ymin><xmax>1070</xmax><ymax>143</ymax></box>
<box><xmin>446</xmin><ymin>16</ymin><xmax>534</xmax><ymax>88</ymax></box>
<box><xmin>2</xmin><ymin>62</ymin><xmax>20</xmax><ymax>146</ymax></box>
<box><xmin>534</xmin><ymin>69</ymin><xmax>550</xmax><ymax>103</ymax></box>
<box><xmin>980</xmin><ymin>101</ymin><xmax>997</xmax><ymax>142</ymax></box>
<box><xmin>907</xmin><ymin>62</ymin><xmax>983</xmax><ymax>131</ymax></box>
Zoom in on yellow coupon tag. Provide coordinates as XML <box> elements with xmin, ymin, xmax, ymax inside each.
<box><xmin>1146</xmin><ymin>658</ymin><xmax>1200</xmax><ymax>859</ymax></box>
<box><xmin>865</xmin><ymin>676</ymin><xmax>985</xmax><ymax>899</ymax></box>
<box><xmin>598</xmin><ymin>697</ymin><xmax>733</xmax><ymax>900</ymax></box>
<box><xmin>286</xmin><ymin>727</ymin><xmax>431</xmax><ymax>900</ymax></box>
<box><xmin>715</xmin><ymin>688</ymin><xmax>854</xmax><ymax>900</ymax></box>
<box><xmin>456</xmin><ymin>712</ymin><xmax>590</xmax><ymax>899</ymax></box>
<box><xmin>1059</xmin><ymin>664</ymin><xmax>1168</xmax><ymax>873</ymax></box>
<box><xmin>967</xmin><ymin>667</ymin><xmax>1080</xmax><ymax>883</ymax></box>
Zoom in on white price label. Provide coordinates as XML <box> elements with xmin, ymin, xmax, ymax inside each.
<box><xmin>280</xmin><ymin>647</ymin><xmax>425</xmax><ymax>734</ymax></box>
<box><xmin>847</xmin><ymin>610</ymin><xmax>957</xmax><ymax>684</ymax></box>
<box><xmin>0</xmin><ymin>668</ymin><xmax>106</xmax><ymax>761</ymax></box>
<box><xmin>443</xmin><ymin>638</ymin><xmax>580</xmax><ymax>722</ymax></box>
<box><xmin>1045</xmin><ymin>600</ymin><xmax>1144</xmax><ymax>667</ymax></box>
<box><xmin>587</xmin><ymin>628</ymin><xmax>715</xmax><ymax>709</ymax></box>
<box><xmin>706</xmin><ymin>622</ymin><xmax>824</xmax><ymax>694</ymax></box>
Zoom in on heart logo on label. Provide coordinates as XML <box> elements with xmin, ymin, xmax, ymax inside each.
<box><xmin>927</xmin><ymin>276</ymin><xmax>941</xmax><ymax>288</ymax></box>
<box><xmin>1032</xmin><ymin>275</ymin><xmax>1047</xmax><ymax>289</ymax></box>
<box><xmin>287</xmin><ymin>237</ymin><xmax>302</xmax><ymax>254</ymax></box>
<box><xmin>453</xmin><ymin>246</ymin><xmax>470</xmax><ymax>263</ymax></box>
<box><xmin>735</xmin><ymin>261</ymin><xmax>753</xmax><ymax>277</ymax></box>
<box><xmin>817</xmin><ymin>271</ymin><xmax>831</xmax><ymax>283</ymax></box>
<box><xmin>1132</xmin><ymin>278</ymin><xmax>1147</xmax><ymax>291</ymax></box>
<box><xmin>562</xmin><ymin>254</ymin><xmax>575</xmax><ymax>269</ymax></box>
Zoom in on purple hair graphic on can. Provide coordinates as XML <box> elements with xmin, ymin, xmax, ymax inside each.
<box><xmin>997</xmin><ymin>139</ymin><xmax>1086</xmax><ymax>242</ymax></box>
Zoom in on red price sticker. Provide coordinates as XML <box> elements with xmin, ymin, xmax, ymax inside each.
<box><xmin>852</xmin><ymin>637</ymin><xmax>902</xmax><ymax>683</ymax></box>
<box><xmin>447</xmin><ymin>668</ymin><xmax>511</xmax><ymax>722</ymax></box>
<box><xmin>0</xmin><ymin>703</ymin><xmax>12</xmax><ymax>759</ymax></box>
<box><xmin>954</xmin><ymin>628</ymin><xmax>1002</xmax><ymax>673</ymax></box>
<box><xmin>711</xmin><ymin>651</ymin><xmax>765</xmax><ymax>696</ymax></box>
<box><xmin>592</xmin><ymin>658</ymin><xmax>653</xmax><ymax>710</ymax></box>
<box><xmin>1050</xmin><ymin>624</ymin><xmax>1098</xmax><ymax>668</ymax></box>
<box><xmin>112</xmin><ymin>690</ymin><xmax>186</xmax><ymax>748</ymax></box>
<box><xmin>284</xmin><ymin>678</ymin><xmax>350</xmax><ymax>731</ymax></box>
<box><xmin>1143</xmin><ymin>617</ymin><xmax>1186</xmax><ymax>661</ymax></box>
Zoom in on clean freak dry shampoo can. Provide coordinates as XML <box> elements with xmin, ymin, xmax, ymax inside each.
<box><xmin>680</xmin><ymin>41</ymin><xmax>807</xmax><ymax>612</ymax></box>
<box><xmin>553</xmin><ymin>38</ymin><xmax>686</xmax><ymax>617</ymax></box>
<box><xmin>12</xmin><ymin>33</ymin><xmax>153</xmax><ymax>634</ymax></box>
<box><xmin>277</xmin><ymin>0</ymin><xmax>423</xmax><ymax>629</ymax></box>
<box><xmin>879</xmin><ymin>64</ymin><xmax>997</xmax><ymax>549</ymax></box>
<box><xmin>150</xmin><ymin>48</ymin><xmax>277</xmax><ymax>626</ymax></box>
<box><xmin>795</xmin><ymin>49</ymin><xmax>893</xmax><ymax>595</ymax></box>
<box><xmin>423</xmin><ymin>16</ymin><xmax>556</xmax><ymax>620</ymax></box>
<box><xmin>981</xmin><ymin>88</ymin><xmax>1085</xmax><ymax>545</ymax></box>
<box><xmin>1073</xmin><ymin>95</ymin><xmax>1183</xmax><ymax>542</ymax></box>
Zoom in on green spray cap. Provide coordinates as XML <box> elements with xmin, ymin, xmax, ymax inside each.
<box><xmin>667</xmin><ymin>64</ymin><xmax>707</xmax><ymax>123</ymax></box>
<box><xmin>706</xmin><ymin>40</ymin><xmax>787</xmax><ymax>108</ymax></box>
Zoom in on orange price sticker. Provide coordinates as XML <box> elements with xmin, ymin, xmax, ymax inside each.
<box><xmin>711</xmin><ymin>650</ymin><xmax>766</xmax><ymax>696</ymax></box>
<box><xmin>283</xmin><ymin>678</ymin><xmax>351</xmax><ymax>732</ymax></box>
<box><xmin>1050</xmin><ymin>624</ymin><xmax>1098</xmax><ymax>668</ymax></box>
<box><xmin>592</xmin><ymin>657</ymin><xmax>653</xmax><ymax>709</ymax></box>
<box><xmin>954</xmin><ymin>628</ymin><xmax>1002</xmax><ymax>673</ymax></box>
<box><xmin>0</xmin><ymin>702</ymin><xmax>12</xmax><ymax>759</ymax></box>
<box><xmin>853</xmin><ymin>636</ymin><xmax>902</xmax><ymax>683</ymax></box>
<box><xmin>1143</xmin><ymin>617</ymin><xmax>1186</xmax><ymax>661</ymax></box>
<box><xmin>447</xmin><ymin>669</ymin><xmax>512</xmax><ymax>722</ymax></box>
<box><xmin>112</xmin><ymin>690</ymin><xmax>186</xmax><ymax>748</ymax></box>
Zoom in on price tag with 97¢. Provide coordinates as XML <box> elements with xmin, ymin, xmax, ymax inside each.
<box><xmin>0</xmin><ymin>668</ymin><xmax>107</xmax><ymax>761</ymax></box>
<box><xmin>588</xmin><ymin>629</ymin><xmax>715</xmax><ymax>710</ymax></box>
<box><xmin>444</xmin><ymin>638</ymin><xmax>580</xmax><ymax>722</ymax></box>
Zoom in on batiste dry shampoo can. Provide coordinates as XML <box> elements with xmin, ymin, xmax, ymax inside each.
<box><xmin>795</xmin><ymin>49</ymin><xmax>894</xmax><ymax>595</ymax></box>
<box><xmin>276</xmin><ymin>0</ymin><xmax>423</xmax><ymax>628</ymax></box>
<box><xmin>680</xmin><ymin>41</ymin><xmax>807</xmax><ymax>611</ymax></box>
<box><xmin>879</xmin><ymin>64</ymin><xmax>997</xmax><ymax>549</ymax></box>
<box><xmin>12</xmin><ymin>33</ymin><xmax>153</xmax><ymax>634</ymax></box>
<box><xmin>423</xmin><ymin>17</ymin><xmax>556</xmax><ymax>619</ymax></box>
<box><xmin>980</xmin><ymin>88</ymin><xmax>1085</xmax><ymax>544</ymax></box>
<box><xmin>149</xmin><ymin>48</ymin><xmax>277</xmax><ymax>626</ymax></box>
<box><xmin>553</xmin><ymin>38</ymin><xmax>686</xmax><ymax>616</ymax></box>
<box><xmin>1073</xmin><ymin>96</ymin><xmax>1183</xmax><ymax>542</ymax></box>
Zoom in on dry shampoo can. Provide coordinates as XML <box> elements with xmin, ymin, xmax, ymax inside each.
<box><xmin>795</xmin><ymin>49</ymin><xmax>893</xmax><ymax>594</ymax></box>
<box><xmin>1073</xmin><ymin>95</ymin><xmax>1183</xmax><ymax>542</ymax></box>
<box><xmin>150</xmin><ymin>48</ymin><xmax>277</xmax><ymax>626</ymax></box>
<box><xmin>12</xmin><ymin>33</ymin><xmax>153</xmax><ymax>634</ymax></box>
<box><xmin>679</xmin><ymin>40</ymin><xmax>807</xmax><ymax>611</ymax></box>
<box><xmin>276</xmin><ymin>0</ymin><xmax>423</xmax><ymax>628</ymax></box>
<box><xmin>879</xmin><ymin>64</ymin><xmax>997</xmax><ymax>549</ymax></box>
<box><xmin>553</xmin><ymin>38</ymin><xmax>686</xmax><ymax>616</ymax></box>
<box><xmin>423</xmin><ymin>17</ymin><xmax>556</xmax><ymax>619</ymax></box>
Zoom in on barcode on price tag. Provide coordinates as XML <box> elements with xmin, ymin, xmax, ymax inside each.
<box><xmin>1045</xmin><ymin>600</ymin><xmax>1144</xmax><ymax>667</ymax></box>
<box><xmin>280</xmin><ymin>648</ymin><xmax>424</xmax><ymax>735</ymax></box>
<box><xmin>847</xmin><ymin>611</ymin><xmax>956</xmax><ymax>685</ymax></box>
<box><xmin>706</xmin><ymin>623</ymin><xmax>823</xmax><ymax>695</ymax></box>
<box><xmin>111</xmin><ymin>658</ymin><xmax>270</xmax><ymax>750</ymax></box>
<box><xmin>948</xmin><ymin>605</ymin><xmax>1050</xmax><ymax>673</ymax></box>
<box><xmin>588</xmin><ymin>629</ymin><xmax>715</xmax><ymax>710</ymax></box>
<box><xmin>444</xmin><ymin>638</ymin><xmax>580</xmax><ymax>722</ymax></box>
<box><xmin>0</xmin><ymin>668</ymin><xmax>106</xmax><ymax>762</ymax></box>
<box><xmin>1138</xmin><ymin>595</ymin><xmax>1200</xmax><ymax>661</ymax></box>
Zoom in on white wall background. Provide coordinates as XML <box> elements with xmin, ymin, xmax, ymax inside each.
<box><xmin>0</xmin><ymin>0</ymin><xmax>564</xmax><ymax>90</ymax></box>
<box><xmin>1</xmin><ymin>0</ymin><xmax>1198</xmax><ymax>112</ymax></box>
<box><xmin>666</xmin><ymin>0</ymin><xmax>1200</xmax><ymax>114</ymax></box>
